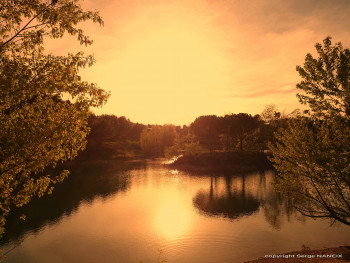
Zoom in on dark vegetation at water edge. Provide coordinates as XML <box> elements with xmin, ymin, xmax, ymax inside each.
<box><xmin>74</xmin><ymin>106</ymin><xmax>291</xmax><ymax>176</ymax></box>
<box><xmin>167</xmin><ymin>151</ymin><xmax>274</xmax><ymax>174</ymax></box>
<box><xmin>0</xmin><ymin>159</ymin><xmax>146</xmax><ymax>244</ymax></box>
<box><xmin>76</xmin><ymin>114</ymin><xmax>146</xmax><ymax>160</ymax></box>
<box><xmin>76</xmin><ymin>105</ymin><xmax>289</xmax><ymax>175</ymax></box>
<box><xmin>75</xmin><ymin>114</ymin><xmax>188</xmax><ymax>160</ymax></box>
<box><xmin>78</xmin><ymin>104</ymin><xmax>292</xmax><ymax>162</ymax></box>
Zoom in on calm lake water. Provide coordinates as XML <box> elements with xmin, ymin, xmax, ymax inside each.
<box><xmin>1</xmin><ymin>159</ymin><xmax>350</xmax><ymax>263</ymax></box>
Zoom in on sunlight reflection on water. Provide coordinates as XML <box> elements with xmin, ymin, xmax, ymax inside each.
<box><xmin>1</xmin><ymin>159</ymin><xmax>350</xmax><ymax>263</ymax></box>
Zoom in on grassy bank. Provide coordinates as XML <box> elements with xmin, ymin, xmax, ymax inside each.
<box><xmin>167</xmin><ymin>151</ymin><xmax>274</xmax><ymax>174</ymax></box>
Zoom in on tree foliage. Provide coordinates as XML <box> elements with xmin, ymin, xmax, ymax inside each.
<box><xmin>140</xmin><ymin>125</ymin><xmax>177</xmax><ymax>157</ymax></box>
<box><xmin>81</xmin><ymin>114</ymin><xmax>145</xmax><ymax>159</ymax></box>
<box><xmin>165</xmin><ymin>134</ymin><xmax>205</xmax><ymax>158</ymax></box>
<box><xmin>0</xmin><ymin>0</ymin><xmax>109</xmax><ymax>236</ymax></box>
<box><xmin>272</xmin><ymin>118</ymin><xmax>350</xmax><ymax>225</ymax></box>
<box><xmin>296</xmin><ymin>36</ymin><xmax>350</xmax><ymax>118</ymax></box>
<box><xmin>270</xmin><ymin>37</ymin><xmax>350</xmax><ymax>225</ymax></box>
<box><xmin>260</xmin><ymin>104</ymin><xmax>280</xmax><ymax>124</ymax></box>
<box><xmin>190</xmin><ymin>115</ymin><xmax>222</xmax><ymax>151</ymax></box>
<box><xmin>0</xmin><ymin>0</ymin><xmax>103</xmax><ymax>51</ymax></box>
<box><xmin>221</xmin><ymin>113</ymin><xmax>259</xmax><ymax>151</ymax></box>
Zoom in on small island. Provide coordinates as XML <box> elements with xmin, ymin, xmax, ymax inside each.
<box><xmin>167</xmin><ymin>151</ymin><xmax>274</xmax><ymax>174</ymax></box>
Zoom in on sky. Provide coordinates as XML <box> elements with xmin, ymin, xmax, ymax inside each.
<box><xmin>47</xmin><ymin>0</ymin><xmax>350</xmax><ymax>125</ymax></box>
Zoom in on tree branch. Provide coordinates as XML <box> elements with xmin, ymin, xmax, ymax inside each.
<box><xmin>0</xmin><ymin>2</ymin><xmax>54</xmax><ymax>48</ymax></box>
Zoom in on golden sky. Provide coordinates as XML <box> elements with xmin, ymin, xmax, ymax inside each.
<box><xmin>47</xmin><ymin>0</ymin><xmax>350</xmax><ymax>125</ymax></box>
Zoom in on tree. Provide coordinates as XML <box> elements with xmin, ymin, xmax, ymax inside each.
<box><xmin>270</xmin><ymin>37</ymin><xmax>350</xmax><ymax>225</ymax></box>
<box><xmin>165</xmin><ymin>134</ymin><xmax>205</xmax><ymax>158</ymax></box>
<box><xmin>0</xmin><ymin>1</ymin><xmax>109</xmax><ymax>236</ymax></box>
<box><xmin>271</xmin><ymin>118</ymin><xmax>350</xmax><ymax>225</ymax></box>
<box><xmin>190</xmin><ymin>115</ymin><xmax>222</xmax><ymax>151</ymax></box>
<box><xmin>0</xmin><ymin>0</ymin><xmax>103</xmax><ymax>51</ymax></box>
<box><xmin>222</xmin><ymin>113</ymin><xmax>258</xmax><ymax>151</ymax></box>
<box><xmin>260</xmin><ymin>104</ymin><xmax>280</xmax><ymax>124</ymax></box>
<box><xmin>296</xmin><ymin>36</ymin><xmax>350</xmax><ymax>118</ymax></box>
<box><xmin>79</xmin><ymin>115</ymin><xmax>144</xmax><ymax>160</ymax></box>
<box><xmin>140</xmin><ymin>125</ymin><xmax>177</xmax><ymax>157</ymax></box>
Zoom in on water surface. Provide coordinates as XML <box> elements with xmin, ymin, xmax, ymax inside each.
<box><xmin>1</xmin><ymin>159</ymin><xmax>350</xmax><ymax>263</ymax></box>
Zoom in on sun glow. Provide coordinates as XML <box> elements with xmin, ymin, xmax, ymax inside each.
<box><xmin>51</xmin><ymin>0</ymin><xmax>345</xmax><ymax>125</ymax></box>
<box><xmin>88</xmin><ymin>16</ymin><xmax>231</xmax><ymax>124</ymax></box>
<box><xmin>154</xmin><ymin>189</ymin><xmax>192</xmax><ymax>238</ymax></box>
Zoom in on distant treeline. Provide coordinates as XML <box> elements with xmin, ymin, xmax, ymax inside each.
<box><xmin>77</xmin><ymin>105</ymin><xmax>303</xmax><ymax>160</ymax></box>
<box><xmin>76</xmin><ymin>114</ymin><xmax>145</xmax><ymax>160</ymax></box>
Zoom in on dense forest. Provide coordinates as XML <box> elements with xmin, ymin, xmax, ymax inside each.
<box><xmin>77</xmin><ymin>104</ymin><xmax>302</xmax><ymax>161</ymax></box>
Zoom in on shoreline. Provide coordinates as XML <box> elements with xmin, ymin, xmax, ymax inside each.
<box><xmin>167</xmin><ymin>151</ymin><xmax>274</xmax><ymax>174</ymax></box>
<box><xmin>241</xmin><ymin>246</ymin><xmax>350</xmax><ymax>263</ymax></box>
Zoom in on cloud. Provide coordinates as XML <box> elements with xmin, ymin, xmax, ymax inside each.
<box><xmin>70</xmin><ymin>0</ymin><xmax>350</xmax><ymax>124</ymax></box>
<box><xmin>228</xmin><ymin>85</ymin><xmax>297</xmax><ymax>98</ymax></box>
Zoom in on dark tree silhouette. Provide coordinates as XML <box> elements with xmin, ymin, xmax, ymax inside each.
<box><xmin>270</xmin><ymin>37</ymin><xmax>350</xmax><ymax>226</ymax></box>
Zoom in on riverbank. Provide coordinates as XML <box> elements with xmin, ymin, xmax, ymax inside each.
<box><xmin>166</xmin><ymin>151</ymin><xmax>274</xmax><ymax>174</ymax></box>
<box><xmin>242</xmin><ymin>246</ymin><xmax>350</xmax><ymax>263</ymax></box>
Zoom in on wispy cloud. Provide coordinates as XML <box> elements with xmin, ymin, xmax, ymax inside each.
<box><xmin>47</xmin><ymin>0</ymin><xmax>350</xmax><ymax>124</ymax></box>
<box><xmin>228</xmin><ymin>85</ymin><xmax>297</xmax><ymax>99</ymax></box>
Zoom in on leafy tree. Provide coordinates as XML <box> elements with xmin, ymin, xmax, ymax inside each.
<box><xmin>222</xmin><ymin>113</ymin><xmax>258</xmax><ymax>151</ymax></box>
<box><xmin>0</xmin><ymin>0</ymin><xmax>108</xmax><ymax>236</ymax></box>
<box><xmin>258</xmin><ymin>105</ymin><xmax>291</xmax><ymax>151</ymax></box>
<box><xmin>260</xmin><ymin>104</ymin><xmax>280</xmax><ymax>124</ymax></box>
<box><xmin>165</xmin><ymin>134</ymin><xmax>205</xmax><ymax>158</ymax></box>
<box><xmin>79</xmin><ymin>115</ymin><xmax>145</xmax><ymax>160</ymax></box>
<box><xmin>0</xmin><ymin>0</ymin><xmax>103</xmax><ymax>51</ymax></box>
<box><xmin>271</xmin><ymin>118</ymin><xmax>350</xmax><ymax>225</ymax></box>
<box><xmin>270</xmin><ymin>37</ymin><xmax>350</xmax><ymax>225</ymax></box>
<box><xmin>296</xmin><ymin>36</ymin><xmax>350</xmax><ymax>118</ymax></box>
<box><xmin>140</xmin><ymin>125</ymin><xmax>177</xmax><ymax>157</ymax></box>
<box><xmin>190</xmin><ymin>115</ymin><xmax>222</xmax><ymax>151</ymax></box>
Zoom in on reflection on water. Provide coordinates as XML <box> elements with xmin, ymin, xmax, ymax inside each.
<box><xmin>1</xmin><ymin>160</ymin><xmax>146</xmax><ymax>243</ymax></box>
<box><xmin>1</xmin><ymin>160</ymin><xmax>350</xmax><ymax>263</ymax></box>
<box><xmin>193</xmin><ymin>171</ymin><xmax>298</xmax><ymax>230</ymax></box>
<box><xmin>154</xmin><ymin>189</ymin><xmax>193</xmax><ymax>238</ymax></box>
<box><xmin>262</xmin><ymin>185</ymin><xmax>299</xmax><ymax>230</ymax></box>
<box><xmin>193</xmin><ymin>175</ymin><xmax>260</xmax><ymax>219</ymax></box>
